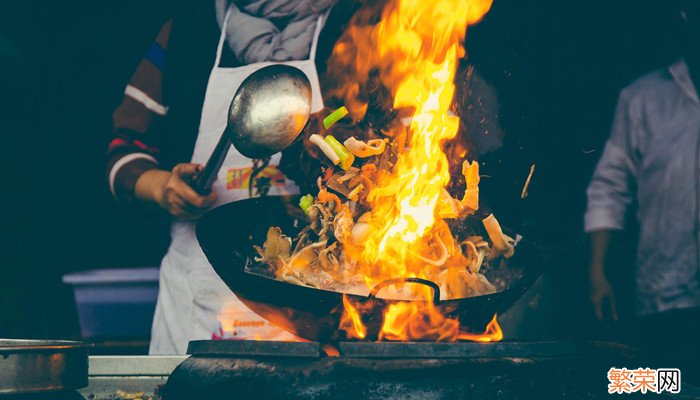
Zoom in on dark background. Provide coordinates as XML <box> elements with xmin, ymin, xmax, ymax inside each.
<box><xmin>0</xmin><ymin>0</ymin><xmax>686</xmax><ymax>339</ymax></box>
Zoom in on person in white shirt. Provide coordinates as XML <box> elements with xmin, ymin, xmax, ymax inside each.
<box><xmin>585</xmin><ymin>0</ymin><xmax>700</xmax><ymax>382</ymax></box>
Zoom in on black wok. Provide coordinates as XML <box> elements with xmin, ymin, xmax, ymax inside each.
<box><xmin>196</xmin><ymin>195</ymin><xmax>541</xmax><ymax>342</ymax></box>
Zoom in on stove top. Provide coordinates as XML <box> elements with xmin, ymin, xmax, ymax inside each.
<box><xmin>19</xmin><ymin>342</ymin><xmax>696</xmax><ymax>400</ymax></box>
<box><xmin>162</xmin><ymin>340</ymin><xmax>648</xmax><ymax>400</ymax></box>
<box><xmin>187</xmin><ymin>339</ymin><xmax>599</xmax><ymax>359</ymax></box>
<box><xmin>78</xmin><ymin>356</ymin><xmax>185</xmax><ymax>400</ymax></box>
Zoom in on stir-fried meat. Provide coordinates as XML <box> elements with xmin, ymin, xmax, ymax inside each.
<box><xmin>253</xmin><ymin>227</ymin><xmax>292</xmax><ymax>265</ymax></box>
<box><xmin>333</xmin><ymin>209</ymin><xmax>354</xmax><ymax>244</ymax></box>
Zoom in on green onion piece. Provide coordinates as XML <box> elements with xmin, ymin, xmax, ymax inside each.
<box><xmin>324</xmin><ymin>135</ymin><xmax>355</xmax><ymax>170</ymax></box>
<box><xmin>323</xmin><ymin>106</ymin><xmax>349</xmax><ymax>129</ymax></box>
<box><xmin>299</xmin><ymin>194</ymin><xmax>314</xmax><ymax>214</ymax></box>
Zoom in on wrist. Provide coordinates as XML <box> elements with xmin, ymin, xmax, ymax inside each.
<box><xmin>589</xmin><ymin>265</ymin><xmax>607</xmax><ymax>282</ymax></box>
<box><xmin>135</xmin><ymin>169</ymin><xmax>170</xmax><ymax>206</ymax></box>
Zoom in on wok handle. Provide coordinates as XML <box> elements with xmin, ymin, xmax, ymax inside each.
<box><xmin>368</xmin><ymin>278</ymin><xmax>441</xmax><ymax>305</ymax></box>
<box><xmin>192</xmin><ymin>128</ymin><xmax>232</xmax><ymax>195</ymax></box>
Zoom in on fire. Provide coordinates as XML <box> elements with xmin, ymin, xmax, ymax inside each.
<box><xmin>339</xmin><ymin>294</ymin><xmax>367</xmax><ymax>339</ymax></box>
<box><xmin>340</xmin><ymin>292</ymin><xmax>503</xmax><ymax>342</ymax></box>
<box><xmin>329</xmin><ymin>0</ymin><xmax>497</xmax><ymax>342</ymax></box>
<box><xmin>457</xmin><ymin>314</ymin><xmax>503</xmax><ymax>342</ymax></box>
<box><xmin>359</xmin><ymin>0</ymin><xmax>489</xmax><ymax>276</ymax></box>
<box><xmin>382</xmin><ymin>305</ymin><xmax>502</xmax><ymax>342</ymax></box>
<box><xmin>380</xmin><ymin>301</ymin><xmax>462</xmax><ymax>342</ymax></box>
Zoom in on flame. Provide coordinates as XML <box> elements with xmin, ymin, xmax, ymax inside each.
<box><xmin>380</xmin><ymin>302</ymin><xmax>460</xmax><ymax>342</ymax></box>
<box><xmin>340</xmin><ymin>291</ymin><xmax>502</xmax><ymax>342</ymax></box>
<box><xmin>322</xmin><ymin>344</ymin><xmax>341</xmax><ymax>357</ymax></box>
<box><xmin>339</xmin><ymin>294</ymin><xmax>367</xmax><ymax>339</ymax></box>
<box><xmin>330</xmin><ymin>0</ymin><xmax>497</xmax><ymax>342</ymax></box>
<box><xmin>359</xmin><ymin>0</ymin><xmax>484</xmax><ymax>278</ymax></box>
<box><xmin>381</xmin><ymin>305</ymin><xmax>502</xmax><ymax>342</ymax></box>
<box><xmin>457</xmin><ymin>314</ymin><xmax>503</xmax><ymax>342</ymax></box>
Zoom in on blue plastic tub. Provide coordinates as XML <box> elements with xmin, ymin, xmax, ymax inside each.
<box><xmin>62</xmin><ymin>268</ymin><xmax>159</xmax><ymax>339</ymax></box>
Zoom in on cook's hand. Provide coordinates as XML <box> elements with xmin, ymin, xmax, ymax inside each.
<box><xmin>158</xmin><ymin>163</ymin><xmax>217</xmax><ymax>219</ymax></box>
<box><xmin>589</xmin><ymin>270</ymin><xmax>618</xmax><ymax>322</ymax></box>
<box><xmin>136</xmin><ymin>163</ymin><xmax>217</xmax><ymax>219</ymax></box>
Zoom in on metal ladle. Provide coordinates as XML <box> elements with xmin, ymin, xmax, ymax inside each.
<box><xmin>192</xmin><ymin>64</ymin><xmax>312</xmax><ymax>195</ymax></box>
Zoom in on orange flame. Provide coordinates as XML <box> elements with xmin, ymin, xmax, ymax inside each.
<box><xmin>330</xmin><ymin>0</ymin><xmax>496</xmax><ymax>342</ymax></box>
<box><xmin>381</xmin><ymin>305</ymin><xmax>503</xmax><ymax>342</ymax></box>
<box><xmin>457</xmin><ymin>314</ymin><xmax>503</xmax><ymax>342</ymax></box>
<box><xmin>339</xmin><ymin>294</ymin><xmax>367</xmax><ymax>339</ymax></box>
<box><xmin>359</xmin><ymin>0</ymin><xmax>490</xmax><ymax>279</ymax></box>
<box><xmin>340</xmin><ymin>292</ymin><xmax>502</xmax><ymax>342</ymax></box>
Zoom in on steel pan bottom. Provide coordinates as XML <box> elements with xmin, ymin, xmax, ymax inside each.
<box><xmin>0</xmin><ymin>339</ymin><xmax>90</xmax><ymax>395</ymax></box>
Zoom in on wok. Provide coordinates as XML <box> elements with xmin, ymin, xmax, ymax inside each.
<box><xmin>196</xmin><ymin>195</ymin><xmax>541</xmax><ymax>342</ymax></box>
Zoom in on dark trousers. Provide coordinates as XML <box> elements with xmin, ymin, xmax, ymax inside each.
<box><xmin>621</xmin><ymin>307</ymin><xmax>700</xmax><ymax>385</ymax></box>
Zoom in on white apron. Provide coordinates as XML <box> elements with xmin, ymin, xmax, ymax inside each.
<box><xmin>149</xmin><ymin>9</ymin><xmax>325</xmax><ymax>355</ymax></box>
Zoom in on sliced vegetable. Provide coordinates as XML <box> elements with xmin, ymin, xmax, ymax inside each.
<box><xmin>309</xmin><ymin>134</ymin><xmax>340</xmax><ymax>165</ymax></box>
<box><xmin>482</xmin><ymin>214</ymin><xmax>515</xmax><ymax>259</ymax></box>
<box><xmin>299</xmin><ymin>194</ymin><xmax>315</xmax><ymax>214</ymax></box>
<box><xmin>324</xmin><ymin>135</ymin><xmax>355</xmax><ymax>170</ymax></box>
<box><xmin>323</xmin><ymin>106</ymin><xmax>349</xmax><ymax>129</ymax></box>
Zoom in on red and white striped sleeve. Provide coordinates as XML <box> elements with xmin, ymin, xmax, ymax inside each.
<box><xmin>107</xmin><ymin>19</ymin><xmax>172</xmax><ymax>202</ymax></box>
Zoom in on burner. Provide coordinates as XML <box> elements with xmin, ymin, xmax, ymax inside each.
<box><xmin>163</xmin><ymin>340</ymin><xmax>643</xmax><ymax>400</ymax></box>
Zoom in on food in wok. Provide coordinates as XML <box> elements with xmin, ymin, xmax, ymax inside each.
<box><xmin>253</xmin><ymin>118</ymin><xmax>518</xmax><ymax>303</ymax></box>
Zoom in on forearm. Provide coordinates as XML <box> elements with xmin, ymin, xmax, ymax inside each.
<box><xmin>108</xmin><ymin>154</ymin><xmax>160</xmax><ymax>203</ymax></box>
<box><xmin>588</xmin><ymin>230</ymin><xmax>614</xmax><ymax>279</ymax></box>
<box><xmin>588</xmin><ymin>229</ymin><xmax>619</xmax><ymax>320</ymax></box>
<box><xmin>107</xmin><ymin>19</ymin><xmax>172</xmax><ymax>202</ymax></box>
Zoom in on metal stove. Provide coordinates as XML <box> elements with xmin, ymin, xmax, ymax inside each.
<box><xmin>80</xmin><ymin>356</ymin><xmax>184</xmax><ymax>399</ymax></box>
<box><xmin>161</xmin><ymin>340</ymin><xmax>649</xmax><ymax>400</ymax></box>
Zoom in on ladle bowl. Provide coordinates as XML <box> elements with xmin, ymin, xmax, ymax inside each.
<box><xmin>193</xmin><ymin>64</ymin><xmax>312</xmax><ymax>194</ymax></box>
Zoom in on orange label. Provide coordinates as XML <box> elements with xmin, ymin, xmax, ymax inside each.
<box><xmin>226</xmin><ymin>166</ymin><xmax>287</xmax><ymax>190</ymax></box>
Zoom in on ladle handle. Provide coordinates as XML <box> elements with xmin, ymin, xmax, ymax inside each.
<box><xmin>192</xmin><ymin>129</ymin><xmax>232</xmax><ymax>195</ymax></box>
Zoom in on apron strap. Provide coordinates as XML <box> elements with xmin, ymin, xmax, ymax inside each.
<box><xmin>213</xmin><ymin>6</ymin><xmax>233</xmax><ymax>70</ymax></box>
<box><xmin>308</xmin><ymin>13</ymin><xmax>327</xmax><ymax>62</ymax></box>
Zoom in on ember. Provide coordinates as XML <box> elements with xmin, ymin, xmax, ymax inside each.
<box><xmin>253</xmin><ymin>0</ymin><xmax>511</xmax><ymax>342</ymax></box>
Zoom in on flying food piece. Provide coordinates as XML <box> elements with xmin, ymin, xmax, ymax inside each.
<box><xmin>309</xmin><ymin>134</ymin><xmax>340</xmax><ymax>165</ymax></box>
<box><xmin>460</xmin><ymin>160</ymin><xmax>480</xmax><ymax>214</ymax></box>
<box><xmin>325</xmin><ymin>135</ymin><xmax>355</xmax><ymax>170</ymax></box>
<box><xmin>343</xmin><ymin>137</ymin><xmax>389</xmax><ymax>158</ymax></box>
<box><xmin>482</xmin><ymin>214</ymin><xmax>515</xmax><ymax>259</ymax></box>
<box><xmin>323</xmin><ymin>106</ymin><xmax>349</xmax><ymax>129</ymax></box>
<box><xmin>521</xmin><ymin>164</ymin><xmax>535</xmax><ymax>199</ymax></box>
